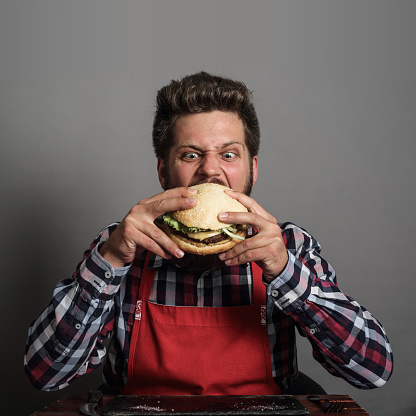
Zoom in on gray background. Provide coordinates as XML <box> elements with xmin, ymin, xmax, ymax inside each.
<box><xmin>1</xmin><ymin>1</ymin><xmax>414</xmax><ymax>415</ymax></box>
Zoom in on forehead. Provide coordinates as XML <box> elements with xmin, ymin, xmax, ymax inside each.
<box><xmin>172</xmin><ymin>111</ymin><xmax>246</xmax><ymax>149</ymax></box>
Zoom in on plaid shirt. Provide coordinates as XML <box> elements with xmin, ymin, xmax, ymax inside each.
<box><xmin>25</xmin><ymin>222</ymin><xmax>393</xmax><ymax>392</ymax></box>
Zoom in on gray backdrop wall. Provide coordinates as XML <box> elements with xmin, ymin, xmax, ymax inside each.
<box><xmin>1</xmin><ymin>1</ymin><xmax>414</xmax><ymax>415</ymax></box>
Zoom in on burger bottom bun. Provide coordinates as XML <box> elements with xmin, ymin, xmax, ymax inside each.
<box><xmin>164</xmin><ymin>225</ymin><xmax>246</xmax><ymax>256</ymax></box>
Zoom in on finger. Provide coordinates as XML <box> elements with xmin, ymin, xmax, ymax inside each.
<box><xmin>221</xmin><ymin>237</ymin><xmax>289</xmax><ymax>279</ymax></box>
<box><xmin>135</xmin><ymin>229</ymin><xmax>173</xmax><ymax>260</ymax></box>
<box><xmin>136</xmin><ymin>223</ymin><xmax>185</xmax><ymax>259</ymax></box>
<box><xmin>130</xmin><ymin>194</ymin><xmax>197</xmax><ymax>222</ymax></box>
<box><xmin>219</xmin><ymin>231</ymin><xmax>257</xmax><ymax>259</ymax></box>
<box><xmin>225</xmin><ymin>190</ymin><xmax>277</xmax><ymax>223</ymax></box>
<box><xmin>139</xmin><ymin>187</ymin><xmax>197</xmax><ymax>205</ymax></box>
<box><xmin>220</xmin><ymin>231</ymin><xmax>277</xmax><ymax>262</ymax></box>
<box><xmin>218</xmin><ymin>210</ymin><xmax>270</xmax><ymax>231</ymax></box>
<box><xmin>152</xmin><ymin>194</ymin><xmax>197</xmax><ymax>217</ymax></box>
<box><xmin>220</xmin><ymin>244</ymin><xmax>266</xmax><ymax>267</ymax></box>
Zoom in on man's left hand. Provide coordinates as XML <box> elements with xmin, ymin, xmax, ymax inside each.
<box><xmin>218</xmin><ymin>190</ymin><xmax>288</xmax><ymax>283</ymax></box>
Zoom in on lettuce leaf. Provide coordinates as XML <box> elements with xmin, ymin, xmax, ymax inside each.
<box><xmin>162</xmin><ymin>213</ymin><xmax>244</xmax><ymax>240</ymax></box>
<box><xmin>162</xmin><ymin>212</ymin><xmax>207</xmax><ymax>233</ymax></box>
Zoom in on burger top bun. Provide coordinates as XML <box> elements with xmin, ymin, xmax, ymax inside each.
<box><xmin>172</xmin><ymin>183</ymin><xmax>247</xmax><ymax>230</ymax></box>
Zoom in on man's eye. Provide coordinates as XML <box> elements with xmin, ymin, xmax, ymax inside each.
<box><xmin>182</xmin><ymin>152</ymin><xmax>200</xmax><ymax>160</ymax></box>
<box><xmin>222</xmin><ymin>152</ymin><xmax>237</xmax><ymax>159</ymax></box>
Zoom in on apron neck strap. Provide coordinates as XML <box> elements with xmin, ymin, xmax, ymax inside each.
<box><xmin>251</xmin><ymin>262</ymin><xmax>266</xmax><ymax>306</ymax></box>
<box><xmin>138</xmin><ymin>251</ymin><xmax>154</xmax><ymax>301</ymax></box>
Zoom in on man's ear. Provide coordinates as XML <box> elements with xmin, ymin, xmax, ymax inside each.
<box><xmin>252</xmin><ymin>156</ymin><xmax>259</xmax><ymax>186</ymax></box>
<box><xmin>157</xmin><ymin>158</ymin><xmax>166</xmax><ymax>190</ymax></box>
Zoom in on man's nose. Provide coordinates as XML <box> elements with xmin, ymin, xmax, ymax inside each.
<box><xmin>198</xmin><ymin>154</ymin><xmax>221</xmax><ymax>177</ymax></box>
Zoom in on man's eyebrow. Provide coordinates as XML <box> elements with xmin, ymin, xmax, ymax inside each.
<box><xmin>176</xmin><ymin>141</ymin><xmax>245</xmax><ymax>151</ymax></box>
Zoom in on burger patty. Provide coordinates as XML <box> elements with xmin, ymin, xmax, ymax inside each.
<box><xmin>176</xmin><ymin>230</ymin><xmax>229</xmax><ymax>245</ymax></box>
<box><xmin>199</xmin><ymin>233</ymin><xmax>229</xmax><ymax>244</ymax></box>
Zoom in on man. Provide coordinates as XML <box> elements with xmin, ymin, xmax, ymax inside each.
<box><xmin>25</xmin><ymin>72</ymin><xmax>393</xmax><ymax>395</ymax></box>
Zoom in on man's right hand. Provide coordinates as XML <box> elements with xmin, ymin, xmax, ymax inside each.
<box><xmin>98</xmin><ymin>187</ymin><xmax>197</xmax><ymax>268</ymax></box>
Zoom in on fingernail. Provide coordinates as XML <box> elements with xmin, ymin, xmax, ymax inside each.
<box><xmin>186</xmin><ymin>198</ymin><xmax>196</xmax><ymax>204</ymax></box>
<box><xmin>175</xmin><ymin>249</ymin><xmax>185</xmax><ymax>258</ymax></box>
<box><xmin>218</xmin><ymin>253</ymin><xmax>226</xmax><ymax>260</ymax></box>
<box><xmin>218</xmin><ymin>212</ymin><xmax>228</xmax><ymax>219</ymax></box>
<box><xmin>188</xmin><ymin>188</ymin><xmax>198</xmax><ymax>193</ymax></box>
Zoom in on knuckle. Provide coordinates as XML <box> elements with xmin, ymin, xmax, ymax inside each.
<box><xmin>242</xmin><ymin>239</ymin><xmax>251</xmax><ymax>250</ymax></box>
<box><xmin>138</xmin><ymin>196</ymin><xmax>150</xmax><ymax>205</ymax></box>
<box><xmin>247</xmin><ymin>201</ymin><xmax>256</xmax><ymax>212</ymax></box>
<box><xmin>154</xmin><ymin>198</ymin><xmax>167</xmax><ymax>211</ymax></box>
<box><xmin>244</xmin><ymin>250</ymin><xmax>253</xmax><ymax>261</ymax></box>
<box><xmin>152</xmin><ymin>227</ymin><xmax>165</xmax><ymax>240</ymax></box>
<box><xmin>123</xmin><ymin>215</ymin><xmax>137</xmax><ymax>230</ymax></box>
<box><xmin>129</xmin><ymin>204</ymin><xmax>143</xmax><ymax>216</ymax></box>
<box><xmin>273</xmin><ymin>235</ymin><xmax>284</xmax><ymax>247</ymax></box>
<box><xmin>270</xmin><ymin>234</ymin><xmax>279</xmax><ymax>243</ymax></box>
<box><xmin>144</xmin><ymin>237</ymin><xmax>161</xmax><ymax>254</ymax></box>
<box><xmin>145</xmin><ymin>237</ymin><xmax>158</xmax><ymax>251</ymax></box>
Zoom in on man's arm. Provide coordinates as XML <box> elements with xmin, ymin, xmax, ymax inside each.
<box><xmin>268</xmin><ymin>222</ymin><xmax>393</xmax><ymax>389</ymax></box>
<box><xmin>218</xmin><ymin>191</ymin><xmax>393</xmax><ymax>389</ymax></box>
<box><xmin>25</xmin><ymin>187</ymin><xmax>197</xmax><ymax>390</ymax></box>
<box><xmin>24</xmin><ymin>224</ymin><xmax>128</xmax><ymax>390</ymax></box>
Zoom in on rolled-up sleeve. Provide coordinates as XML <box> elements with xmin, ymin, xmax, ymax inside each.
<box><xmin>267</xmin><ymin>222</ymin><xmax>393</xmax><ymax>389</ymax></box>
<box><xmin>24</xmin><ymin>223</ymin><xmax>130</xmax><ymax>391</ymax></box>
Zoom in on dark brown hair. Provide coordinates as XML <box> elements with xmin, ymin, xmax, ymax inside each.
<box><xmin>152</xmin><ymin>71</ymin><xmax>260</xmax><ymax>162</ymax></box>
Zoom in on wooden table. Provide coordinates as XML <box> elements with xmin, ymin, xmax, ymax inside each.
<box><xmin>31</xmin><ymin>394</ymin><xmax>369</xmax><ymax>415</ymax></box>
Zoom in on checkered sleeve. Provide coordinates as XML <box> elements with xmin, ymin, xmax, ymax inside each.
<box><xmin>24</xmin><ymin>223</ymin><xmax>130</xmax><ymax>391</ymax></box>
<box><xmin>268</xmin><ymin>222</ymin><xmax>393</xmax><ymax>389</ymax></box>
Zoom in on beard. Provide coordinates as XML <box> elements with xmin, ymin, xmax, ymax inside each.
<box><xmin>161</xmin><ymin>159</ymin><xmax>254</xmax><ymax>272</ymax></box>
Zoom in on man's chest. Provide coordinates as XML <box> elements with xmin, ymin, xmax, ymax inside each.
<box><xmin>126</xmin><ymin>262</ymin><xmax>254</xmax><ymax>307</ymax></box>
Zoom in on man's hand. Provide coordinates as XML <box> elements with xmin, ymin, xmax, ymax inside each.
<box><xmin>218</xmin><ymin>190</ymin><xmax>288</xmax><ymax>283</ymax></box>
<box><xmin>99</xmin><ymin>187</ymin><xmax>197</xmax><ymax>268</ymax></box>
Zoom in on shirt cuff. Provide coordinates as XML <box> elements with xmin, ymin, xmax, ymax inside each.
<box><xmin>77</xmin><ymin>243</ymin><xmax>131</xmax><ymax>299</ymax></box>
<box><xmin>266</xmin><ymin>250</ymin><xmax>312</xmax><ymax>312</ymax></box>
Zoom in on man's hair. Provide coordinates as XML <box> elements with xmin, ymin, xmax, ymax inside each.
<box><xmin>152</xmin><ymin>71</ymin><xmax>260</xmax><ymax>162</ymax></box>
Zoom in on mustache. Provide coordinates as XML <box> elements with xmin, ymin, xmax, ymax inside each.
<box><xmin>189</xmin><ymin>178</ymin><xmax>228</xmax><ymax>187</ymax></box>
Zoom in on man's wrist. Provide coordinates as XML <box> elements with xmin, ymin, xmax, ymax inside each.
<box><xmin>98</xmin><ymin>242</ymin><xmax>127</xmax><ymax>269</ymax></box>
<box><xmin>262</xmin><ymin>250</ymin><xmax>289</xmax><ymax>283</ymax></box>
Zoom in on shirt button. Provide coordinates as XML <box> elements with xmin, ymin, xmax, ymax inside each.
<box><xmin>271</xmin><ymin>289</ymin><xmax>279</xmax><ymax>298</ymax></box>
<box><xmin>75</xmin><ymin>323</ymin><xmax>82</xmax><ymax>330</ymax></box>
<box><xmin>309</xmin><ymin>328</ymin><xmax>316</xmax><ymax>335</ymax></box>
<box><xmin>104</xmin><ymin>271</ymin><xmax>112</xmax><ymax>279</ymax></box>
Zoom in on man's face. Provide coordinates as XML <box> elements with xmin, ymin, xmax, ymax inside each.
<box><xmin>158</xmin><ymin>110</ymin><xmax>258</xmax><ymax>195</ymax></box>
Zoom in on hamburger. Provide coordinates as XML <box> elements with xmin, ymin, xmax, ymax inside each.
<box><xmin>161</xmin><ymin>183</ymin><xmax>247</xmax><ymax>255</ymax></box>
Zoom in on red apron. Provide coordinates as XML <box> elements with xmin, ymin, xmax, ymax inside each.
<box><xmin>122</xmin><ymin>253</ymin><xmax>281</xmax><ymax>395</ymax></box>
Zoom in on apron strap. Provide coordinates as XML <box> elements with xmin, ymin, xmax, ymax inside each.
<box><xmin>138</xmin><ymin>251</ymin><xmax>154</xmax><ymax>302</ymax></box>
<box><xmin>251</xmin><ymin>261</ymin><xmax>266</xmax><ymax>306</ymax></box>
